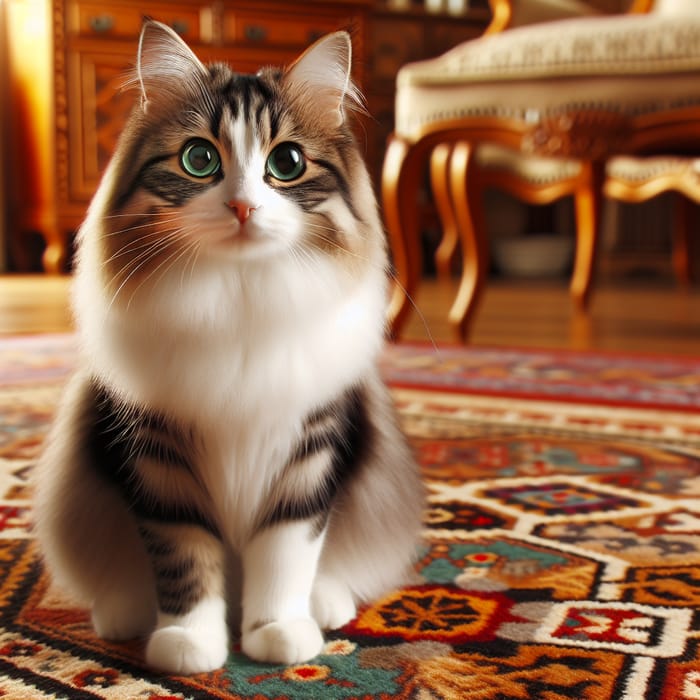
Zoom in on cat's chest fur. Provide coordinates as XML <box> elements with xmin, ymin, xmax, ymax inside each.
<box><xmin>75</xmin><ymin>257</ymin><xmax>386</xmax><ymax>532</ymax></box>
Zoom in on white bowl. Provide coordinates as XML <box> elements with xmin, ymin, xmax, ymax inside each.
<box><xmin>492</xmin><ymin>234</ymin><xmax>574</xmax><ymax>278</ymax></box>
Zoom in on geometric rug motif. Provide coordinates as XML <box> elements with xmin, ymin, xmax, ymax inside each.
<box><xmin>535</xmin><ymin>512</ymin><xmax>700</xmax><ymax>567</ymax></box>
<box><xmin>1</xmin><ymin>334</ymin><xmax>699</xmax><ymax>699</ymax></box>
<box><xmin>479</xmin><ymin>479</ymin><xmax>651</xmax><ymax>517</ymax></box>
<box><xmin>416</xmin><ymin>536</ymin><xmax>605</xmax><ymax>600</ymax></box>
<box><xmin>610</xmin><ymin>565</ymin><xmax>700</xmax><ymax>607</ymax></box>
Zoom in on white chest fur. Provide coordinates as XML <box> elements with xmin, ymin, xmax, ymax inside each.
<box><xmin>73</xmin><ymin>251</ymin><xmax>387</xmax><ymax>537</ymax></box>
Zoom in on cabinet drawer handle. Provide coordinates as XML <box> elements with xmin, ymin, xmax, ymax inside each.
<box><xmin>244</xmin><ymin>24</ymin><xmax>268</xmax><ymax>42</ymax></box>
<box><xmin>170</xmin><ymin>20</ymin><xmax>189</xmax><ymax>35</ymax></box>
<box><xmin>89</xmin><ymin>15</ymin><xmax>115</xmax><ymax>33</ymax></box>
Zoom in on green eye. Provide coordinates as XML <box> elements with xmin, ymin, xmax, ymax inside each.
<box><xmin>266</xmin><ymin>142</ymin><xmax>306</xmax><ymax>181</ymax></box>
<box><xmin>180</xmin><ymin>139</ymin><xmax>221</xmax><ymax>178</ymax></box>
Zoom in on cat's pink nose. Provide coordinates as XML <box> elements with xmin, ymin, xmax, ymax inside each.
<box><xmin>226</xmin><ymin>200</ymin><xmax>256</xmax><ymax>224</ymax></box>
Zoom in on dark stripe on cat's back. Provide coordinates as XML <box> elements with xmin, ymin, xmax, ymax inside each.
<box><xmin>85</xmin><ymin>380</ymin><xmax>219</xmax><ymax>536</ymax></box>
<box><xmin>259</xmin><ymin>385</ymin><xmax>372</xmax><ymax>531</ymax></box>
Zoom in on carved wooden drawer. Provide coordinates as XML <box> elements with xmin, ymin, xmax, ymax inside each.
<box><xmin>70</xmin><ymin>1</ymin><xmax>206</xmax><ymax>42</ymax></box>
<box><xmin>221</xmin><ymin>9</ymin><xmax>349</xmax><ymax>48</ymax></box>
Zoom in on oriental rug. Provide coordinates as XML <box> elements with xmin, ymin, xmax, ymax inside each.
<box><xmin>1</xmin><ymin>334</ymin><xmax>699</xmax><ymax>699</ymax></box>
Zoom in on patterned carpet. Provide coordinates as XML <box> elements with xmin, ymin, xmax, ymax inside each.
<box><xmin>1</xmin><ymin>334</ymin><xmax>699</xmax><ymax>699</ymax></box>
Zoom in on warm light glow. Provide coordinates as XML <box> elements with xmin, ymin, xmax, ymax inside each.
<box><xmin>6</xmin><ymin>0</ymin><xmax>52</xmax><ymax>211</ymax></box>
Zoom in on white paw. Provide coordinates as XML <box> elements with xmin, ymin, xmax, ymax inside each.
<box><xmin>242</xmin><ymin>617</ymin><xmax>324</xmax><ymax>665</ymax></box>
<box><xmin>146</xmin><ymin>626</ymin><xmax>228</xmax><ymax>675</ymax></box>
<box><xmin>92</xmin><ymin>592</ymin><xmax>156</xmax><ymax>641</ymax></box>
<box><xmin>311</xmin><ymin>577</ymin><xmax>356</xmax><ymax>630</ymax></box>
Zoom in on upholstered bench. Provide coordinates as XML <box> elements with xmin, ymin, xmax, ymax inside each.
<box><xmin>383</xmin><ymin>0</ymin><xmax>700</xmax><ymax>339</ymax></box>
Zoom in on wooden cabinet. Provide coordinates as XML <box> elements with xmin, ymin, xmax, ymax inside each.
<box><xmin>8</xmin><ymin>0</ymin><xmax>489</xmax><ymax>272</ymax></box>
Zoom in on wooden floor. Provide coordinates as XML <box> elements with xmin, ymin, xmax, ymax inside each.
<box><xmin>1</xmin><ymin>273</ymin><xmax>699</xmax><ymax>356</ymax></box>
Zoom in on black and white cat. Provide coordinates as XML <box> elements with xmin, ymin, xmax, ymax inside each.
<box><xmin>34</xmin><ymin>21</ymin><xmax>424</xmax><ymax>675</ymax></box>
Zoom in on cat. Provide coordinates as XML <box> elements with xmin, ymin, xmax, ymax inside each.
<box><xmin>33</xmin><ymin>20</ymin><xmax>424</xmax><ymax>675</ymax></box>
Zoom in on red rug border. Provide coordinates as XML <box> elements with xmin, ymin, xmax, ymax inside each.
<box><xmin>384</xmin><ymin>340</ymin><xmax>700</xmax><ymax>414</ymax></box>
<box><xmin>393</xmin><ymin>338</ymin><xmax>700</xmax><ymax>365</ymax></box>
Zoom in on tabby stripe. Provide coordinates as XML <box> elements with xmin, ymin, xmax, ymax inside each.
<box><xmin>138</xmin><ymin>166</ymin><xmax>215</xmax><ymax>207</ymax></box>
<box><xmin>156</xmin><ymin>580</ymin><xmax>205</xmax><ymax>616</ymax></box>
<box><xmin>314</xmin><ymin>157</ymin><xmax>359</xmax><ymax>220</ymax></box>
<box><xmin>291</xmin><ymin>425</ymin><xmax>337</xmax><ymax>462</ymax></box>
<box><xmin>113</xmin><ymin>152</ymin><xmax>172</xmax><ymax>211</ymax></box>
<box><xmin>134</xmin><ymin>431</ymin><xmax>192</xmax><ymax>470</ymax></box>
<box><xmin>278</xmin><ymin>176</ymin><xmax>337</xmax><ymax>212</ymax></box>
<box><xmin>139</xmin><ymin>527</ymin><xmax>177</xmax><ymax>556</ymax></box>
<box><xmin>268</xmin><ymin>103</ymin><xmax>281</xmax><ymax>142</ymax></box>
<box><xmin>87</xmin><ymin>381</ymin><xmax>220</xmax><ymax>538</ymax></box>
<box><xmin>209</xmin><ymin>100</ymin><xmax>224</xmax><ymax>140</ymax></box>
<box><xmin>153</xmin><ymin>558</ymin><xmax>197</xmax><ymax>581</ymax></box>
<box><xmin>277</xmin><ymin>160</ymin><xmax>359</xmax><ymax>220</ymax></box>
<box><xmin>255</xmin><ymin>102</ymin><xmax>268</xmax><ymax>135</ymax></box>
<box><xmin>221</xmin><ymin>73</ymin><xmax>273</xmax><ymax>124</ymax></box>
<box><xmin>264</xmin><ymin>474</ymin><xmax>334</xmax><ymax>526</ymax></box>
<box><xmin>259</xmin><ymin>386</ymin><xmax>370</xmax><ymax>530</ymax></box>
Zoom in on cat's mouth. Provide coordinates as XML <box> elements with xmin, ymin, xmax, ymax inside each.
<box><xmin>219</xmin><ymin>226</ymin><xmax>258</xmax><ymax>247</ymax></box>
<box><xmin>213</xmin><ymin>220</ymin><xmax>284</xmax><ymax>259</ymax></box>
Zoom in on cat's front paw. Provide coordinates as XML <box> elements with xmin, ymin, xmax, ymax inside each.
<box><xmin>242</xmin><ymin>617</ymin><xmax>324</xmax><ymax>665</ymax></box>
<box><xmin>146</xmin><ymin>626</ymin><xmax>228</xmax><ymax>674</ymax></box>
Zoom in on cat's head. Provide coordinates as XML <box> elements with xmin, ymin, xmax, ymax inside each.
<box><xmin>84</xmin><ymin>21</ymin><xmax>384</xmax><ymax>304</ymax></box>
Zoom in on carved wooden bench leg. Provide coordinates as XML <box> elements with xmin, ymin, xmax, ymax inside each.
<box><xmin>431</xmin><ymin>143</ymin><xmax>459</xmax><ymax>280</ymax></box>
<box><xmin>570</xmin><ymin>161</ymin><xmax>604</xmax><ymax>310</ymax></box>
<box><xmin>382</xmin><ymin>135</ymin><xmax>429</xmax><ymax>339</ymax></box>
<box><xmin>448</xmin><ymin>141</ymin><xmax>487</xmax><ymax>341</ymax></box>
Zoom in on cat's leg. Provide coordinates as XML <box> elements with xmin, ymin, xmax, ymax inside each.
<box><xmin>34</xmin><ymin>373</ymin><xmax>157</xmax><ymax>641</ymax></box>
<box><xmin>37</xmin><ymin>461</ymin><xmax>158</xmax><ymax>641</ymax></box>
<box><xmin>241</xmin><ymin>520</ymin><xmax>325</xmax><ymax>664</ymax></box>
<box><xmin>311</xmin><ymin>572</ymin><xmax>357</xmax><ymax>631</ymax></box>
<box><xmin>141</xmin><ymin>522</ymin><xmax>229</xmax><ymax>675</ymax></box>
<box><xmin>313</xmin><ymin>382</ymin><xmax>425</xmax><ymax>620</ymax></box>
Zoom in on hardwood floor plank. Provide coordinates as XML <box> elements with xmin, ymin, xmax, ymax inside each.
<box><xmin>1</xmin><ymin>274</ymin><xmax>699</xmax><ymax>356</ymax></box>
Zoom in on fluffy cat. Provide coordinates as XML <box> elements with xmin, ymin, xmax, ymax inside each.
<box><xmin>34</xmin><ymin>20</ymin><xmax>424</xmax><ymax>675</ymax></box>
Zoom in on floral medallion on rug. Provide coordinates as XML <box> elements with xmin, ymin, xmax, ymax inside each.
<box><xmin>0</xmin><ymin>335</ymin><xmax>699</xmax><ymax>700</ymax></box>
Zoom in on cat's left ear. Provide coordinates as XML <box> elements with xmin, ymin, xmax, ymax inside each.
<box><xmin>284</xmin><ymin>31</ymin><xmax>358</xmax><ymax>128</ymax></box>
<box><xmin>137</xmin><ymin>19</ymin><xmax>209</xmax><ymax>112</ymax></box>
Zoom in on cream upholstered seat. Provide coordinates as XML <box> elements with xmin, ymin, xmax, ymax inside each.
<box><xmin>604</xmin><ymin>155</ymin><xmax>700</xmax><ymax>283</ymax></box>
<box><xmin>382</xmin><ymin>0</ymin><xmax>700</xmax><ymax>340</ymax></box>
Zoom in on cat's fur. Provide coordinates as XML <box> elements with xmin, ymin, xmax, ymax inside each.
<box><xmin>34</xmin><ymin>21</ymin><xmax>424</xmax><ymax>675</ymax></box>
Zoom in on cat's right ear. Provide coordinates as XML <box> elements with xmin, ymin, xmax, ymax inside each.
<box><xmin>136</xmin><ymin>20</ymin><xmax>208</xmax><ymax>113</ymax></box>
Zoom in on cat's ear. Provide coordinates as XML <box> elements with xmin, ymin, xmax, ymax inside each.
<box><xmin>284</xmin><ymin>31</ymin><xmax>360</xmax><ymax>128</ymax></box>
<box><xmin>136</xmin><ymin>19</ymin><xmax>208</xmax><ymax>112</ymax></box>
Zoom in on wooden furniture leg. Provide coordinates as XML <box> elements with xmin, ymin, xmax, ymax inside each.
<box><xmin>570</xmin><ymin>161</ymin><xmax>604</xmax><ymax>310</ymax></box>
<box><xmin>381</xmin><ymin>135</ymin><xmax>428</xmax><ymax>338</ymax></box>
<box><xmin>448</xmin><ymin>141</ymin><xmax>488</xmax><ymax>340</ymax></box>
<box><xmin>431</xmin><ymin>143</ymin><xmax>459</xmax><ymax>279</ymax></box>
<box><xmin>42</xmin><ymin>231</ymin><xmax>68</xmax><ymax>273</ymax></box>
<box><xmin>672</xmin><ymin>194</ymin><xmax>693</xmax><ymax>285</ymax></box>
